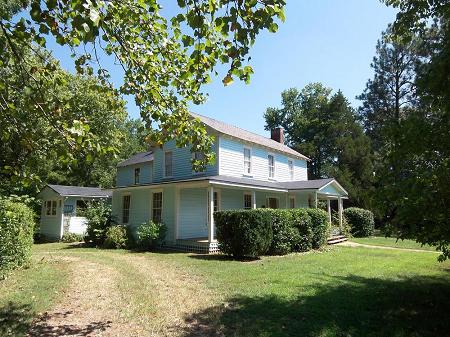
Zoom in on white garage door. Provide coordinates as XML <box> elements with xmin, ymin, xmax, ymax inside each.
<box><xmin>179</xmin><ymin>188</ymin><xmax>207</xmax><ymax>239</ymax></box>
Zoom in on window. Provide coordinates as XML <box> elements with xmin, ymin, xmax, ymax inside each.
<box><xmin>192</xmin><ymin>152</ymin><xmax>205</xmax><ymax>173</ymax></box>
<box><xmin>289</xmin><ymin>196</ymin><xmax>295</xmax><ymax>209</ymax></box>
<box><xmin>288</xmin><ymin>160</ymin><xmax>294</xmax><ymax>180</ymax></box>
<box><xmin>122</xmin><ymin>195</ymin><xmax>131</xmax><ymax>223</ymax></box>
<box><xmin>76</xmin><ymin>200</ymin><xmax>87</xmax><ymax>215</ymax></box>
<box><xmin>45</xmin><ymin>200</ymin><xmax>57</xmax><ymax>216</ymax></box>
<box><xmin>244</xmin><ymin>193</ymin><xmax>252</xmax><ymax>210</ymax></box>
<box><xmin>267</xmin><ymin>197</ymin><xmax>278</xmax><ymax>209</ymax></box>
<box><xmin>152</xmin><ymin>192</ymin><xmax>163</xmax><ymax>223</ymax></box>
<box><xmin>64</xmin><ymin>204</ymin><xmax>74</xmax><ymax>215</ymax></box>
<box><xmin>213</xmin><ymin>192</ymin><xmax>219</xmax><ymax>212</ymax></box>
<box><xmin>134</xmin><ymin>167</ymin><xmax>141</xmax><ymax>184</ymax></box>
<box><xmin>164</xmin><ymin>151</ymin><xmax>173</xmax><ymax>177</ymax></box>
<box><xmin>268</xmin><ymin>154</ymin><xmax>275</xmax><ymax>178</ymax></box>
<box><xmin>52</xmin><ymin>201</ymin><xmax>57</xmax><ymax>215</ymax></box>
<box><xmin>243</xmin><ymin>147</ymin><xmax>251</xmax><ymax>175</ymax></box>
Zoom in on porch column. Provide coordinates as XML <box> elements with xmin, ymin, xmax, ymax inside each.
<box><xmin>175</xmin><ymin>187</ymin><xmax>180</xmax><ymax>240</ymax></box>
<box><xmin>327</xmin><ymin>199</ymin><xmax>332</xmax><ymax>224</ymax></box>
<box><xmin>208</xmin><ymin>186</ymin><xmax>215</xmax><ymax>242</ymax></box>
<box><xmin>338</xmin><ymin>197</ymin><xmax>343</xmax><ymax>229</ymax></box>
<box><xmin>314</xmin><ymin>192</ymin><xmax>318</xmax><ymax>208</ymax></box>
<box><xmin>252</xmin><ymin>190</ymin><xmax>256</xmax><ymax>209</ymax></box>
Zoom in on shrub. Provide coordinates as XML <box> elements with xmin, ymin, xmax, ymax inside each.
<box><xmin>307</xmin><ymin>208</ymin><xmax>330</xmax><ymax>249</ymax></box>
<box><xmin>215</xmin><ymin>209</ymin><xmax>273</xmax><ymax>258</ymax></box>
<box><xmin>103</xmin><ymin>225</ymin><xmax>127</xmax><ymax>249</ymax></box>
<box><xmin>61</xmin><ymin>232</ymin><xmax>84</xmax><ymax>243</ymax></box>
<box><xmin>344</xmin><ymin>207</ymin><xmax>375</xmax><ymax>237</ymax></box>
<box><xmin>291</xmin><ymin>209</ymin><xmax>313</xmax><ymax>252</ymax></box>
<box><xmin>267</xmin><ymin>209</ymin><xmax>299</xmax><ymax>255</ymax></box>
<box><xmin>83</xmin><ymin>201</ymin><xmax>116</xmax><ymax>246</ymax></box>
<box><xmin>135</xmin><ymin>221</ymin><xmax>167</xmax><ymax>251</ymax></box>
<box><xmin>0</xmin><ymin>200</ymin><xmax>35</xmax><ymax>278</ymax></box>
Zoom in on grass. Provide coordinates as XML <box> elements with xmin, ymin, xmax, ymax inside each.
<box><xmin>1</xmin><ymin>243</ymin><xmax>449</xmax><ymax>337</ymax></box>
<box><xmin>350</xmin><ymin>236</ymin><xmax>438</xmax><ymax>251</ymax></box>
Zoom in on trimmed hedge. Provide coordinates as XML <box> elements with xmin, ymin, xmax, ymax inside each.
<box><xmin>344</xmin><ymin>207</ymin><xmax>374</xmax><ymax>237</ymax></box>
<box><xmin>215</xmin><ymin>210</ymin><xmax>273</xmax><ymax>258</ymax></box>
<box><xmin>0</xmin><ymin>200</ymin><xmax>35</xmax><ymax>278</ymax></box>
<box><xmin>215</xmin><ymin>208</ymin><xmax>330</xmax><ymax>257</ymax></box>
<box><xmin>307</xmin><ymin>208</ymin><xmax>330</xmax><ymax>248</ymax></box>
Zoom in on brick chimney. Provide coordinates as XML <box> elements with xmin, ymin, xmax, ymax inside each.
<box><xmin>271</xmin><ymin>127</ymin><xmax>284</xmax><ymax>144</ymax></box>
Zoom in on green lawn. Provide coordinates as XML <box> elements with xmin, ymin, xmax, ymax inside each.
<box><xmin>350</xmin><ymin>236</ymin><xmax>438</xmax><ymax>251</ymax></box>
<box><xmin>1</xmin><ymin>243</ymin><xmax>449</xmax><ymax>337</ymax></box>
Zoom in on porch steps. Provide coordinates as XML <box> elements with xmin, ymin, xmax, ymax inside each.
<box><xmin>327</xmin><ymin>235</ymin><xmax>348</xmax><ymax>245</ymax></box>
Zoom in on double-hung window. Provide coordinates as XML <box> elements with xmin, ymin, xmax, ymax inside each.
<box><xmin>243</xmin><ymin>147</ymin><xmax>252</xmax><ymax>175</ymax></box>
<box><xmin>192</xmin><ymin>152</ymin><xmax>205</xmax><ymax>173</ymax></box>
<box><xmin>243</xmin><ymin>193</ymin><xmax>252</xmax><ymax>210</ymax></box>
<box><xmin>134</xmin><ymin>167</ymin><xmax>141</xmax><ymax>184</ymax></box>
<box><xmin>288</xmin><ymin>159</ymin><xmax>294</xmax><ymax>180</ymax></box>
<box><xmin>45</xmin><ymin>200</ymin><xmax>57</xmax><ymax>216</ymax></box>
<box><xmin>164</xmin><ymin>151</ymin><xmax>173</xmax><ymax>177</ymax></box>
<box><xmin>289</xmin><ymin>196</ymin><xmax>295</xmax><ymax>209</ymax></box>
<box><xmin>122</xmin><ymin>195</ymin><xmax>131</xmax><ymax>224</ymax></box>
<box><xmin>152</xmin><ymin>192</ymin><xmax>163</xmax><ymax>223</ymax></box>
<box><xmin>268</xmin><ymin>154</ymin><xmax>275</xmax><ymax>179</ymax></box>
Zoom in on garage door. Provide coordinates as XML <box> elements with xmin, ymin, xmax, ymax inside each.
<box><xmin>179</xmin><ymin>188</ymin><xmax>208</xmax><ymax>239</ymax></box>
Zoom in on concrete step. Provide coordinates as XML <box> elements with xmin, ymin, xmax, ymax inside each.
<box><xmin>327</xmin><ymin>236</ymin><xmax>348</xmax><ymax>245</ymax></box>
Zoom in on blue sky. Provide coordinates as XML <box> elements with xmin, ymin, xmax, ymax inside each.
<box><xmin>48</xmin><ymin>1</ymin><xmax>396</xmax><ymax>137</ymax></box>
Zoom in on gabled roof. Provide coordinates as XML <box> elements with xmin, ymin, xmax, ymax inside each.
<box><xmin>117</xmin><ymin>151</ymin><xmax>153</xmax><ymax>167</ymax></box>
<box><xmin>191</xmin><ymin>113</ymin><xmax>309</xmax><ymax>160</ymax></box>
<box><xmin>45</xmin><ymin>184</ymin><xmax>112</xmax><ymax>198</ymax></box>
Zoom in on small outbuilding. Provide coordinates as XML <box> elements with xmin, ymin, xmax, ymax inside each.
<box><xmin>38</xmin><ymin>184</ymin><xmax>112</xmax><ymax>240</ymax></box>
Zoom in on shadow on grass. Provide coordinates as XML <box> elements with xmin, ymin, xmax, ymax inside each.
<box><xmin>179</xmin><ymin>274</ymin><xmax>450</xmax><ymax>337</ymax></box>
<box><xmin>188</xmin><ymin>254</ymin><xmax>260</xmax><ymax>262</ymax></box>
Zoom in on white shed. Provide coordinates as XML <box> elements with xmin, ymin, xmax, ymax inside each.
<box><xmin>38</xmin><ymin>184</ymin><xmax>112</xmax><ymax>241</ymax></box>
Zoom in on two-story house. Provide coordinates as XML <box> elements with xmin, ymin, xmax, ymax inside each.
<box><xmin>112</xmin><ymin>113</ymin><xmax>348</xmax><ymax>252</ymax></box>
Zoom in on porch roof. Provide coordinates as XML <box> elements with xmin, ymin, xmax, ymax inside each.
<box><xmin>114</xmin><ymin>175</ymin><xmax>348</xmax><ymax>197</ymax></box>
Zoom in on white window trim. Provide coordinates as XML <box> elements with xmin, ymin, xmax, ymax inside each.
<box><xmin>243</xmin><ymin>146</ymin><xmax>253</xmax><ymax>177</ymax></box>
<box><xmin>266</xmin><ymin>196</ymin><xmax>280</xmax><ymax>209</ymax></box>
<box><xmin>151</xmin><ymin>189</ymin><xmax>164</xmax><ymax>223</ymax></box>
<box><xmin>163</xmin><ymin>151</ymin><xmax>173</xmax><ymax>178</ymax></box>
<box><xmin>289</xmin><ymin>195</ymin><xmax>296</xmax><ymax>209</ymax></box>
<box><xmin>243</xmin><ymin>192</ymin><xmax>253</xmax><ymax>209</ymax></box>
<box><xmin>288</xmin><ymin>158</ymin><xmax>294</xmax><ymax>181</ymax></box>
<box><xmin>268</xmin><ymin>153</ymin><xmax>276</xmax><ymax>180</ymax></box>
<box><xmin>44</xmin><ymin>199</ymin><xmax>58</xmax><ymax>217</ymax></box>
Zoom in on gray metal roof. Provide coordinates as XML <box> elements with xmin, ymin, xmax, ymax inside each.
<box><xmin>191</xmin><ymin>113</ymin><xmax>309</xmax><ymax>160</ymax></box>
<box><xmin>47</xmin><ymin>184</ymin><xmax>112</xmax><ymax>198</ymax></box>
<box><xmin>117</xmin><ymin>151</ymin><xmax>153</xmax><ymax>167</ymax></box>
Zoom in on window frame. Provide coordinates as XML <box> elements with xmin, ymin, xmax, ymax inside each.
<box><xmin>122</xmin><ymin>194</ymin><xmax>131</xmax><ymax>224</ymax></box>
<box><xmin>289</xmin><ymin>196</ymin><xmax>296</xmax><ymax>209</ymax></box>
<box><xmin>266</xmin><ymin>196</ymin><xmax>279</xmax><ymax>209</ymax></box>
<box><xmin>45</xmin><ymin>200</ymin><xmax>57</xmax><ymax>217</ymax></box>
<box><xmin>243</xmin><ymin>146</ymin><xmax>252</xmax><ymax>176</ymax></box>
<box><xmin>134</xmin><ymin>167</ymin><xmax>141</xmax><ymax>185</ymax></box>
<box><xmin>288</xmin><ymin>159</ymin><xmax>294</xmax><ymax>181</ymax></box>
<box><xmin>268</xmin><ymin>153</ymin><xmax>275</xmax><ymax>179</ymax></box>
<box><xmin>164</xmin><ymin>151</ymin><xmax>173</xmax><ymax>178</ymax></box>
<box><xmin>152</xmin><ymin>191</ymin><xmax>163</xmax><ymax>223</ymax></box>
<box><xmin>243</xmin><ymin>193</ymin><xmax>252</xmax><ymax>210</ymax></box>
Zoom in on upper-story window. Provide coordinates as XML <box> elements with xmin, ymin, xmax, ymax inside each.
<box><xmin>243</xmin><ymin>147</ymin><xmax>252</xmax><ymax>175</ymax></box>
<box><xmin>192</xmin><ymin>152</ymin><xmax>205</xmax><ymax>173</ymax></box>
<box><xmin>288</xmin><ymin>159</ymin><xmax>294</xmax><ymax>180</ymax></box>
<box><xmin>134</xmin><ymin>167</ymin><xmax>140</xmax><ymax>184</ymax></box>
<box><xmin>164</xmin><ymin>151</ymin><xmax>173</xmax><ymax>177</ymax></box>
<box><xmin>268</xmin><ymin>154</ymin><xmax>275</xmax><ymax>179</ymax></box>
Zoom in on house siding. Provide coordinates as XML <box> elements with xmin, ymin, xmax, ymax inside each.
<box><xmin>218</xmin><ymin>135</ymin><xmax>308</xmax><ymax>182</ymax></box>
<box><xmin>116</xmin><ymin>162</ymin><xmax>153</xmax><ymax>187</ymax></box>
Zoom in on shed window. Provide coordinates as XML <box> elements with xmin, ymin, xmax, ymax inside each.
<box><xmin>243</xmin><ymin>148</ymin><xmax>251</xmax><ymax>175</ymax></box>
<box><xmin>164</xmin><ymin>151</ymin><xmax>173</xmax><ymax>177</ymax></box>
<box><xmin>45</xmin><ymin>200</ymin><xmax>57</xmax><ymax>216</ymax></box>
<box><xmin>152</xmin><ymin>192</ymin><xmax>163</xmax><ymax>223</ymax></box>
<box><xmin>268</xmin><ymin>154</ymin><xmax>275</xmax><ymax>178</ymax></box>
<box><xmin>134</xmin><ymin>167</ymin><xmax>141</xmax><ymax>184</ymax></box>
<box><xmin>122</xmin><ymin>195</ymin><xmax>131</xmax><ymax>224</ymax></box>
<box><xmin>244</xmin><ymin>193</ymin><xmax>252</xmax><ymax>210</ymax></box>
<box><xmin>288</xmin><ymin>160</ymin><xmax>294</xmax><ymax>180</ymax></box>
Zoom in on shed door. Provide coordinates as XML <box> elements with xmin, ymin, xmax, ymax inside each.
<box><xmin>179</xmin><ymin>188</ymin><xmax>207</xmax><ymax>239</ymax></box>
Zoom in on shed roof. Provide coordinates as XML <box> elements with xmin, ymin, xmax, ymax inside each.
<box><xmin>191</xmin><ymin>113</ymin><xmax>309</xmax><ymax>160</ymax></box>
<box><xmin>46</xmin><ymin>184</ymin><xmax>112</xmax><ymax>198</ymax></box>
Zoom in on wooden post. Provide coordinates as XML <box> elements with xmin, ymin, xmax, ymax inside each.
<box><xmin>208</xmin><ymin>186</ymin><xmax>215</xmax><ymax>242</ymax></box>
<box><xmin>327</xmin><ymin>199</ymin><xmax>332</xmax><ymax>224</ymax></box>
<box><xmin>252</xmin><ymin>190</ymin><xmax>256</xmax><ymax>209</ymax></box>
<box><xmin>338</xmin><ymin>197</ymin><xmax>343</xmax><ymax>230</ymax></box>
<box><xmin>175</xmin><ymin>187</ymin><xmax>180</xmax><ymax>240</ymax></box>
